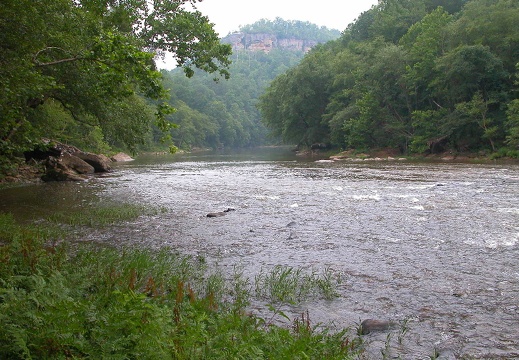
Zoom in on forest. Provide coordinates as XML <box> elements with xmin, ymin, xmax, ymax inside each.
<box><xmin>0</xmin><ymin>0</ymin><xmax>232</xmax><ymax>174</ymax></box>
<box><xmin>160</xmin><ymin>18</ymin><xmax>339</xmax><ymax>150</ymax></box>
<box><xmin>259</xmin><ymin>0</ymin><xmax>519</xmax><ymax>156</ymax></box>
<box><xmin>1</xmin><ymin>0</ymin><xmax>519</xmax><ymax>178</ymax></box>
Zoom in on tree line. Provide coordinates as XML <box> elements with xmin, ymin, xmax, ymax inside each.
<box><xmin>258</xmin><ymin>0</ymin><xmax>519</xmax><ymax>156</ymax></box>
<box><xmin>236</xmin><ymin>17</ymin><xmax>341</xmax><ymax>43</ymax></box>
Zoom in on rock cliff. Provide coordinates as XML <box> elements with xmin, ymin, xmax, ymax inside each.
<box><xmin>221</xmin><ymin>33</ymin><xmax>319</xmax><ymax>53</ymax></box>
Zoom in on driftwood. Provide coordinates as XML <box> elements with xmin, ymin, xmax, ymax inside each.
<box><xmin>206</xmin><ymin>208</ymin><xmax>235</xmax><ymax>218</ymax></box>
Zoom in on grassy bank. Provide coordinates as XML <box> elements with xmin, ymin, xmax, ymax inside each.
<box><xmin>0</xmin><ymin>208</ymin><xmax>363</xmax><ymax>359</ymax></box>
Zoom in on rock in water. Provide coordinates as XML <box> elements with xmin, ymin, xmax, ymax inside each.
<box><xmin>24</xmin><ymin>139</ymin><xmax>113</xmax><ymax>181</ymax></box>
<box><xmin>111</xmin><ymin>152</ymin><xmax>134</xmax><ymax>162</ymax></box>
<box><xmin>206</xmin><ymin>212</ymin><xmax>226</xmax><ymax>218</ymax></box>
<box><xmin>206</xmin><ymin>208</ymin><xmax>235</xmax><ymax>217</ymax></box>
<box><xmin>360</xmin><ymin>319</ymin><xmax>395</xmax><ymax>335</ymax></box>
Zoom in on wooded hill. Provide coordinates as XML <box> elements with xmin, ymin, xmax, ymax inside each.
<box><xmin>160</xmin><ymin>19</ymin><xmax>340</xmax><ymax>150</ymax></box>
<box><xmin>258</xmin><ymin>0</ymin><xmax>519</xmax><ymax>157</ymax></box>
<box><xmin>2</xmin><ymin>0</ymin><xmax>518</xmax><ymax>177</ymax></box>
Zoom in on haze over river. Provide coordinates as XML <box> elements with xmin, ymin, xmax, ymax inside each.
<box><xmin>1</xmin><ymin>148</ymin><xmax>518</xmax><ymax>358</ymax></box>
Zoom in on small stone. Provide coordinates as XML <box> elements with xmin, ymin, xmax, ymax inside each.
<box><xmin>360</xmin><ymin>319</ymin><xmax>395</xmax><ymax>335</ymax></box>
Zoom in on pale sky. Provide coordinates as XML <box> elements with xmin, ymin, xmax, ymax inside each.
<box><xmin>195</xmin><ymin>0</ymin><xmax>379</xmax><ymax>36</ymax></box>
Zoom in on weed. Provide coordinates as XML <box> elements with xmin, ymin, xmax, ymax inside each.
<box><xmin>398</xmin><ymin>317</ymin><xmax>410</xmax><ymax>345</ymax></box>
<box><xmin>430</xmin><ymin>348</ymin><xmax>441</xmax><ymax>359</ymax></box>
<box><xmin>381</xmin><ymin>332</ymin><xmax>392</xmax><ymax>359</ymax></box>
<box><xmin>45</xmin><ymin>203</ymin><xmax>160</xmax><ymax>227</ymax></box>
<box><xmin>254</xmin><ymin>265</ymin><xmax>341</xmax><ymax>304</ymax></box>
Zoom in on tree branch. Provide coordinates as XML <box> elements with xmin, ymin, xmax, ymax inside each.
<box><xmin>33</xmin><ymin>47</ymin><xmax>82</xmax><ymax>67</ymax></box>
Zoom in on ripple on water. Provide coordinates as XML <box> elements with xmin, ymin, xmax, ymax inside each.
<box><xmin>2</xmin><ymin>153</ymin><xmax>518</xmax><ymax>359</ymax></box>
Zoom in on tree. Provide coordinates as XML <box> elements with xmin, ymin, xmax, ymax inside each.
<box><xmin>370</xmin><ymin>0</ymin><xmax>427</xmax><ymax>43</ymax></box>
<box><xmin>0</xmin><ymin>0</ymin><xmax>231</xmax><ymax>161</ymax></box>
<box><xmin>505</xmin><ymin>64</ymin><xmax>519</xmax><ymax>149</ymax></box>
<box><xmin>431</xmin><ymin>45</ymin><xmax>508</xmax><ymax>106</ymax></box>
<box><xmin>258</xmin><ymin>46</ymin><xmax>334</xmax><ymax>146</ymax></box>
<box><xmin>450</xmin><ymin>0</ymin><xmax>519</xmax><ymax>74</ymax></box>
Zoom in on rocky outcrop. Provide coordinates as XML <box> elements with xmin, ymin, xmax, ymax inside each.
<box><xmin>221</xmin><ymin>33</ymin><xmax>318</xmax><ymax>53</ymax></box>
<box><xmin>24</xmin><ymin>139</ymin><xmax>112</xmax><ymax>182</ymax></box>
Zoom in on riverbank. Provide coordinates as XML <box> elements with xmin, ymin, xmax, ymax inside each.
<box><xmin>2</xmin><ymin>146</ymin><xmax>518</xmax><ymax>187</ymax></box>
<box><xmin>0</xmin><ymin>211</ymin><xmax>363</xmax><ymax>359</ymax></box>
<box><xmin>310</xmin><ymin>147</ymin><xmax>519</xmax><ymax>163</ymax></box>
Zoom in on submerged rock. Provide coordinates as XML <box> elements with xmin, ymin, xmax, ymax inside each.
<box><xmin>206</xmin><ymin>208</ymin><xmax>235</xmax><ymax>218</ymax></box>
<box><xmin>360</xmin><ymin>319</ymin><xmax>396</xmax><ymax>335</ymax></box>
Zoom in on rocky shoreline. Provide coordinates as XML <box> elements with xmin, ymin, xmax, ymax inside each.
<box><xmin>0</xmin><ymin>140</ymin><xmax>134</xmax><ymax>185</ymax></box>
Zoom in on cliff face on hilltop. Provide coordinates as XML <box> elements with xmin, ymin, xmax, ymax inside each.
<box><xmin>221</xmin><ymin>32</ymin><xmax>319</xmax><ymax>53</ymax></box>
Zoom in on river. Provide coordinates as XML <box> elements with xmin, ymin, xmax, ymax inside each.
<box><xmin>1</xmin><ymin>147</ymin><xmax>518</xmax><ymax>359</ymax></box>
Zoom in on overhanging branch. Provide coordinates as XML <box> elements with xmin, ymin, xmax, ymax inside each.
<box><xmin>33</xmin><ymin>47</ymin><xmax>82</xmax><ymax>67</ymax></box>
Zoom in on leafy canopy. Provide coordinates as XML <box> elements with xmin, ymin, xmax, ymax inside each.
<box><xmin>259</xmin><ymin>0</ymin><xmax>519</xmax><ymax>156</ymax></box>
<box><xmin>0</xmin><ymin>0</ymin><xmax>231</xmax><ymax>158</ymax></box>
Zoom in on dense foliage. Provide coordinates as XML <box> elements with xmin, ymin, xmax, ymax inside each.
<box><xmin>161</xmin><ymin>19</ymin><xmax>340</xmax><ymax>150</ymax></box>
<box><xmin>0</xmin><ymin>212</ymin><xmax>361</xmax><ymax>359</ymax></box>
<box><xmin>162</xmin><ymin>50</ymin><xmax>300</xmax><ymax>149</ymax></box>
<box><xmin>0</xmin><ymin>0</ymin><xmax>231</xmax><ymax>168</ymax></box>
<box><xmin>237</xmin><ymin>17</ymin><xmax>341</xmax><ymax>42</ymax></box>
<box><xmin>258</xmin><ymin>0</ymin><xmax>519</xmax><ymax>156</ymax></box>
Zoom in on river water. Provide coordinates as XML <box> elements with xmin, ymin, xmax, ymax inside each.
<box><xmin>1</xmin><ymin>148</ymin><xmax>519</xmax><ymax>359</ymax></box>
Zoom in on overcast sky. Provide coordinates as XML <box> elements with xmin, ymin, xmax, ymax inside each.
<box><xmin>195</xmin><ymin>0</ymin><xmax>379</xmax><ymax>36</ymax></box>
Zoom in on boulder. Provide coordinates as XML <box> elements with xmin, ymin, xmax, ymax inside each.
<box><xmin>41</xmin><ymin>156</ymin><xmax>88</xmax><ymax>182</ymax></box>
<box><xmin>24</xmin><ymin>139</ymin><xmax>113</xmax><ymax>181</ymax></box>
<box><xmin>111</xmin><ymin>152</ymin><xmax>134</xmax><ymax>162</ymax></box>
<box><xmin>60</xmin><ymin>153</ymin><xmax>95</xmax><ymax>174</ymax></box>
<box><xmin>75</xmin><ymin>152</ymin><xmax>112</xmax><ymax>172</ymax></box>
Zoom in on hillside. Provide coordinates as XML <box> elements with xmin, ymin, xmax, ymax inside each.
<box><xmin>258</xmin><ymin>0</ymin><xmax>519</xmax><ymax>158</ymax></box>
<box><xmin>220</xmin><ymin>18</ymin><xmax>340</xmax><ymax>54</ymax></box>
<box><xmin>160</xmin><ymin>19</ymin><xmax>341</xmax><ymax>150</ymax></box>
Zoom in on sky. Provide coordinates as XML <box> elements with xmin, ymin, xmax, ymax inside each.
<box><xmin>195</xmin><ymin>0</ymin><xmax>379</xmax><ymax>37</ymax></box>
<box><xmin>157</xmin><ymin>0</ymin><xmax>379</xmax><ymax>69</ymax></box>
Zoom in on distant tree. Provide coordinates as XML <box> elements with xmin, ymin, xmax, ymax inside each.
<box><xmin>259</xmin><ymin>46</ymin><xmax>334</xmax><ymax>146</ymax></box>
<box><xmin>162</xmin><ymin>20</ymin><xmax>337</xmax><ymax>150</ymax></box>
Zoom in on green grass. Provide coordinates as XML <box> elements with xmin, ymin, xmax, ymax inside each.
<box><xmin>254</xmin><ymin>265</ymin><xmax>341</xmax><ymax>304</ymax></box>
<box><xmin>45</xmin><ymin>203</ymin><xmax>167</xmax><ymax>227</ymax></box>
<box><xmin>0</xmin><ymin>212</ymin><xmax>363</xmax><ymax>359</ymax></box>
